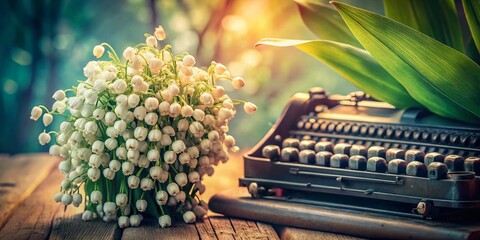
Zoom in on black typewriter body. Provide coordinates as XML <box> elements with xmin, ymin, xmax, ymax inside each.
<box><xmin>239</xmin><ymin>87</ymin><xmax>480</xmax><ymax>219</ymax></box>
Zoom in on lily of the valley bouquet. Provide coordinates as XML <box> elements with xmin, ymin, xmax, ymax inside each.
<box><xmin>30</xmin><ymin>25</ymin><xmax>256</xmax><ymax>228</ymax></box>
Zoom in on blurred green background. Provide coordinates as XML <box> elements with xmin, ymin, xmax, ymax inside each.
<box><xmin>0</xmin><ymin>0</ymin><xmax>383</xmax><ymax>154</ymax></box>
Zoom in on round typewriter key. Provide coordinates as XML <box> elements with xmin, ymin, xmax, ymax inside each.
<box><xmin>280</xmin><ymin>147</ymin><xmax>299</xmax><ymax>162</ymax></box>
<box><xmin>386</xmin><ymin>148</ymin><xmax>405</xmax><ymax>162</ymax></box>
<box><xmin>424</xmin><ymin>152</ymin><xmax>445</xmax><ymax>166</ymax></box>
<box><xmin>406</xmin><ymin>161</ymin><xmax>428</xmax><ymax>177</ymax></box>
<box><xmin>282</xmin><ymin>138</ymin><xmax>300</xmax><ymax>149</ymax></box>
<box><xmin>367</xmin><ymin>157</ymin><xmax>387</xmax><ymax>173</ymax></box>
<box><xmin>331</xmin><ymin>154</ymin><xmax>349</xmax><ymax>168</ymax></box>
<box><xmin>350</xmin><ymin>145</ymin><xmax>367</xmax><ymax>157</ymax></box>
<box><xmin>367</xmin><ymin>146</ymin><xmax>386</xmax><ymax>159</ymax></box>
<box><xmin>464</xmin><ymin>157</ymin><xmax>480</xmax><ymax>175</ymax></box>
<box><xmin>444</xmin><ymin>155</ymin><xmax>465</xmax><ymax>171</ymax></box>
<box><xmin>299</xmin><ymin>140</ymin><xmax>316</xmax><ymax>151</ymax></box>
<box><xmin>314</xmin><ymin>141</ymin><xmax>333</xmax><ymax>153</ymax></box>
<box><xmin>333</xmin><ymin>143</ymin><xmax>352</xmax><ymax>155</ymax></box>
<box><xmin>388</xmin><ymin>159</ymin><xmax>407</xmax><ymax>174</ymax></box>
<box><xmin>427</xmin><ymin>162</ymin><xmax>448</xmax><ymax>180</ymax></box>
<box><xmin>349</xmin><ymin>155</ymin><xmax>367</xmax><ymax>170</ymax></box>
<box><xmin>262</xmin><ymin>145</ymin><xmax>281</xmax><ymax>161</ymax></box>
<box><xmin>405</xmin><ymin>149</ymin><xmax>425</xmax><ymax>163</ymax></box>
<box><xmin>299</xmin><ymin>150</ymin><xmax>316</xmax><ymax>164</ymax></box>
<box><xmin>316</xmin><ymin>151</ymin><xmax>333</xmax><ymax>166</ymax></box>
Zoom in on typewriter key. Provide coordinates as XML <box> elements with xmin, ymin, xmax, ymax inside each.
<box><xmin>464</xmin><ymin>157</ymin><xmax>480</xmax><ymax>175</ymax></box>
<box><xmin>428</xmin><ymin>162</ymin><xmax>448</xmax><ymax>180</ymax></box>
<box><xmin>314</xmin><ymin>141</ymin><xmax>334</xmax><ymax>153</ymax></box>
<box><xmin>405</xmin><ymin>149</ymin><xmax>425</xmax><ymax>163</ymax></box>
<box><xmin>406</xmin><ymin>161</ymin><xmax>428</xmax><ymax>177</ymax></box>
<box><xmin>367</xmin><ymin>157</ymin><xmax>387</xmax><ymax>173</ymax></box>
<box><xmin>386</xmin><ymin>148</ymin><xmax>405</xmax><ymax>162</ymax></box>
<box><xmin>350</xmin><ymin>145</ymin><xmax>367</xmax><ymax>157</ymax></box>
<box><xmin>299</xmin><ymin>140</ymin><xmax>316</xmax><ymax>151</ymax></box>
<box><xmin>262</xmin><ymin>145</ymin><xmax>280</xmax><ymax>161</ymax></box>
<box><xmin>334</xmin><ymin>143</ymin><xmax>352</xmax><ymax>155</ymax></box>
<box><xmin>349</xmin><ymin>155</ymin><xmax>367</xmax><ymax>170</ymax></box>
<box><xmin>388</xmin><ymin>159</ymin><xmax>407</xmax><ymax>174</ymax></box>
<box><xmin>282</xmin><ymin>138</ymin><xmax>300</xmax><ymax>149</ymax></box>
<box><xmin>299</xmin><ymin>150</ymin><xmax>316</xmax><ymax>164</ymax></box>
<box><xmin>316</xmin><ymin>151</ymin><xmax>333</xmax><ymax>166</ymax></box>
<box><xmin>331</xmin><ymin>154</ymin><xmax>349</xmax><ymax>168</ymax></box>
<box><xmin>444</xmin><ymin>155</ymin><xmax>465</xmax><ymax>171</ymax></box>
<box><xmin>280</xmin><ymin>147</ymin><xmax>299</xmax><ymax>162</ymax></box>
<box><xmin>424</xmin><ymin>152</ymin><xmax>445</xmax><ymax>166</ymax></box>
<box><xmin>367</xmin><ymin>146</ymin><xmax>386</xmax><ymax>159</ymax></box>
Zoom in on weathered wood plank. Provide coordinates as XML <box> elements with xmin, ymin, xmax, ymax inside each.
<box><xmin>208</xmin><ymin>216</ymin><xmax>235</xmax><ymax>240</ymax></box>
<box><xmin>195</xmin><ymin>217</ymin><xmax>217</xmax><ymax>240</ymax></box>
<box><xmin>229</xmin><ymin>218</ymin><xmax>270</xmax><ymax>240</ymax></box>
<box><xmin>121</xmin><ymin>217</ymin><xmax>199</xmax><ymax>240</ymax></box>
<box><xmin>254</xmin><ymin>222</ymin><xmax>280</xmax><ymax>240</ymax></box>
<box><xmin>0</xmin><ymin>166</ymin><xmax>62</xmax><ymax>240</ymax></box>
<box><xmin>0</xmin><ymin>154</ymin><xmax>58</xmax><ymax>230</ymax></box>
<box><xmin>278</xmin><ymin>227</ymin><xmax>367</xmax><ymax>240</ymax></box>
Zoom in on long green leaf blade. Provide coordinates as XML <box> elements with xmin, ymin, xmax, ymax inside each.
<box><xmin>332</xmin><ymin>2</ymin><xmax>480</xmax><ymax>124</ymax></box>
<box><xmin>295</xmin><ymin>0</ymin><xmax>361</xmax><ymax>48</ymax></box>
<box><xmin>255</xmin><ymin>38</ymin><xmax>420</xmax><ymax>109</ymax></box>
<box><xmin>463</xmin><ymin>0</ymin><xmax>480</xmax><ymax>53</ymax></box>
<box><xmin>384</xmin><ymin>0</ymin><xmax>465</xmax><ymax>53</ymax></box>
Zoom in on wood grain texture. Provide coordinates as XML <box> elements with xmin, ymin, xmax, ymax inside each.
<box><xmin>121</xmin><ymin>218</ymin><xmax>199</xmax><ymax>240</ymax></box>
<box><xmin>195</xmin><ymin>217</ymin><xmax>217</xmax><ymax>240</ymax></box>
<box><xmin>0</xmin><ymin>154</ymin><xmax>58</xmax><ymax>230</ymax></box>
<box><xmin>278</xmin><ymin>227</ymin><xmax>367</xmax><ymax>240</ymax></box>
<box><xmin>208</xmin><ymin>216</ymin><xmax>235</xmax><ymax>240</ymax></box>
<box><xmin>229</xmin><ymin>218</ymin><xmax>268</xmax><ymax>240</ymax></box>
<box><xmin>256</xmin><ymin>222</ymin><xmax>280</xmax><ymax>240</ymax></box>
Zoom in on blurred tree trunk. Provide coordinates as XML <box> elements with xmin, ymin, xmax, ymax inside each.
<box><xmin>149</xmin><ymin>0</ymin><xmax>158</xmax><ymax>31</ymax></box>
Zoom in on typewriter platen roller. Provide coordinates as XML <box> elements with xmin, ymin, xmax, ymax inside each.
<box><xmin>239</xmin><ymin>87</ymin><xmax>480</xmax><ymax>219</ymax></box>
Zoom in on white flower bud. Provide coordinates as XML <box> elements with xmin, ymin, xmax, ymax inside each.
<box><xmin>189</xmin><ymin>121</ymin><xmax>204</xmax><ymax>135</ymax></box>
<box><xmin>185</xmin><ymin>147</ymin><xmax>198</xmax><ymax>159</ymax></box>
<box><xmin>203</xmin><ymin>114</ymin><xmax>215</xmax><ymax>126</ymax></box>
<box><xmin>149</xmin><ymin>57</ymin><xmax>163</xmax><ymax>72</ymax></box>
<box><xmin>175</xmin><ymin>191</ymin><xmax>187</xmax><ymax>203</ymax></box>
<box><xmin>131</xmin><ymin>55</ymin><xmax>143</xmax><ymax>70</ymax></box>
<box><xmin>244</xmin><ymin>102</ymin><xmax>257</xmax><ymax>114</ymax></box>
<box><xmin>144</xmin><ymin>112</ymin><xmax>158</xmax><ymax>126</ymax></box>
<box><xmin>52</xmin><ymin>90</ymin><xmax>66</xmax><ymax>101</ymax></box>
<box><xmin>30</xmin><ymin>106</ymin><xmax>42</xmax><ymax>121</ymax></box>
<box><xmin>82</xmin><ymin>210</ymin><xmax>94</xmax><ymax>221</ymax></box>
<box><xmin>224</xmin><ymin>135</ymin><xmax>236</xmax><ymax>147</ymax></box>
<box><xmin>127</xmin><ymin>94</ymin><xmax>140</xmax><ymax>108</ymax></box>
<box><xmin>183</xmin><ymin>211</ymin><xmax>196</xmax><ymax>223</ymax></box>
<box><xmin>89</xmin><ymin>154</ymin><xmax>102</xmax><ymax>168</ymax></box>
<box><xmin>113</xmin><ymin>79</ymin><xmax>128</xmax><ymax>94</ymax></box>
<box><xmin>54</xmin><ymin>192</ymin><xmax>63</xmax><ymax>203</ymax></box>
<box><xmin>42</xmin><ymin>113</ymin><xmax>53</xmax><ymax>127</ymax></box>
<box><xmin>126</xmin><ymin>139</ymin><xmax>139</xmax><ymax>151</ymax></box>
<box><xmin>83</xmin><ymin>89</ymin><xmax>98</xmax><ymax>105</ymax></box>
<box><xmin>156</xmin><ymin>190</ymin><xmax>168</xmax><ymax>205</ymax></box>
<box><xmin>146</xmin><ymin>36</ymin><xmax>157</xmax><ymax>48</ymax></box>
<box><xmin>191</xmin><ymin>110</ymin><xmax>205</xmax><ymax>123</ymax></box>
<box><xmin>158</xmin><ymin>101</ymin><xmax>170</xmax><ymax>116</ymax></box>
<box><xmin>84</xmin><ymin>121</ymin><xmax>98</xmax><ymax>135</ymax></box>
<box><xmin>211</xmin><ymin>86</ymin><xmax>225</xmax><ymax>99</ymax></box>
<box><xmin>214</xmin><ymin>63</ymin><xmax>227</xmax><ymax>75</ymax></box>
<box><xmin>109</xmin><ymin>159</ymin><xmax>121</xmax><ymax>172</ymax></box>
<box><xmin>162</xmin><ymin>126</ymin><xmax>175</xmax><ymax>136</ymax></box>
<box><xmin>93</xmin><ymin>45</ymin><xmax>105</xmax><ymax>58</ymax></box>
<box><xmin>87</xmin><ymin>167</ymin><xmax>100</xmax><ymax>181</ymax></box>
<box><xmin>159</xmin><ymin>134</ymin><xmax>172</xmax><ymax>146</ymax></box>
<box><xmin>223</xmin><ymin>99</ymin><xmax>234</xmax><ymax>109</ymax></box>
<box><xmin>158</xmin><ymin>215</ymin><xmax>171</xmax><ymax>228</ymax></box>
<box><xmin>168</xmin><ymin>84</ymin><xmax>180</xmax><ymax>96</ymax></box>
<box><xmin>103</xmin><ymin>168</ymin><xmax>115</xmax><ymax>180</ymax></box>
<box><xmin>147</xmin><ymin>165</ymin><xmax>161</xmax><ymax>179</ymax></box>
<box><xmin>38</xmin><ymin>131</ymin><xmax>51</xmax><ymax>145</ymax></box>
<box><xmin>132</xmin><ymin>127</ymin><xmax>146</xmax><ymax>141</ymax></box>
<box><xmin>166</xmin><ymin>182</ymin><xmax>179</xmax><ymax>196</ymax></box>
<box><xmin>58</xmin><ymin>160</ymin><xmax>71</xmax><ymax>174</ymax></box>
<box><xmin>72</xmin><ymin>193</ymin><xmax>82</xmax><ymax>207</ymax></box>
<box><xmin>199</xmin><ymin>93</ymin><xmax>214</xmax><ymax>107</ymax></box>
<box><xmin>133</xmin><ymin>106</ymin><xmax>147</xmax><ymax>121</ymax></box>
<box><xmin>91</xmin><ymin>140</ymin><xmax>105</xmax><ymax>154</ymax></box>
<box><xmin>123</xmin><ymin>46</ymin><xmax>135</xmax><ymax>60</ymax></box>
<box><xmin>130</xmin><ymin>215</ymin><xmax>141</xmax><ymax>227</ymax></box>
<box><xmin>178</xmin><ymin>152</ymin><xmax>190</xmax><ymax>165</ymax></box>
<box><xmin>193</xmin><ymin>205</ymin><xmax>207</xmax><ymax>219</ymax></box>
<box><xmin>114</xmin><ymin>120</ymin><xmax>127</xmax><ymax>133</ymax></box>
<box><xmin>200</xmin><ymin>139</ymin><xmax>212</xmax><ymax>151</ymax></box>
<box><xmin>136</xmin><ymin>199</ymin><xmax>147</xmax><ymax>212</ymax></box>
<box><xmin>148</xmin><ymin>129</ymin><xmax>162</xmax><ymax>142</ymax></box>
<box><xmin>93</xmin><ymin>108</ymin><xmax>105</xmax><ymax>120</ymax></box>
<box><xmin>61</xmin><ymin>193</ymin><xmax>73</xmax><ymax>205</ymax></box>
<box><xmin>232</xmin><ymin>76</ymin><xmax>245</xmax><ymax>89</ymax></box>
<box><xmin>175</xmin><ymin>173</ymin><xmax>188</xmax><ymax>187</ymax></box>
<box><xmin>189</xmin><ymin>158</ymin><xmax>198</xmax><ymax>169</ymax></box>
<box><xmin>164</xmin><ymin>150</ymin><xmax>177</xmax><ymax>164</ymax></box>
<box><xmin>154</xmin><ymin>25</ymin><xmax>167</xmax><ymax>40</ymax></box>
<box><xmin>59</xmin><ymin>121</ymin><xmax>71</xmax><ymax>132</ymax></box>
<box><xmin>128</xmin><ymin>175</ymin><xmax>140</xmax><ymax>189</ymax></box>
<box><xmin>145</xmin><ymin>97</ymin><xmax>159</xmax><ymax>112</ymax></box>
<box><xmin>172</xmin><ymin>140</ymin><xmax>186</xmax><ymax>153</ymax></box>
<box><xmin>181</xmin><ymin>105</ymin><xmax>194</xmax><ymax>118</ymax></box>
<box><xmin>104</xmin><ymin>112</ymin><xmax>116</xmax><ymax>126</ymax></box>
<box><xmin>93</xmin><ymin>79</ymin><xmax>107</xmax><ymax>92</ymax></box>
<box><xmin>140</xmin><ymin>178</ymin><xmax>154</xmax><ymax>191</ymax></box>
<box><xmin>182</xmin><ymin>55</ymin><xmax>196</xmax><ymax>67</ymax></box>
<box><xmin>188</xmin><ymin>171</ymin><xmax>200</xmax><ymax>183</ymax></box>
<box><xmin>138</xmin><ymin>155</ymin><xmax>149</xmax><ymax>168</ymax></box>
<box><xmin>105</xmin><ymin>138</ymin><xmax>118</xmax><ymax>151</ymax></box>
<box><xmin>177</xmin><ymin>119</ymin><xmax>189</xmax><ymax>132</ymax></box>
<box><xmin>122</xmin><ymin>161</ymin><xmax>135</xmax><ymax>176</ymax></box>
<box><xmin>160</xmin><ymin>89</ymin><xmax>173</xmax><ymax>102</ymax></box>
<box><xmin>116</xmin><ymin>193</ymin><xmax>128</xmax><ymax>207</ymax></box>
<box><xmin>49</xmin><ymin>144</ymin><xmax>61</xmax><ymax>156</ymax></box>
<box><xmin>104</xmin><ymin>202</ymin><xmax>117</xmax><ymax>215</ymax></box>
<box><xmin>169</xmin><ymin>103</ymin><xmax>181</xmax><ymax>117</ymax></box>
<box><xmin>127</xmin><ymin>149</ymin><xmax>140</xmax><ymax>162</ymax></box>
<box><xmin>116</xmin><ymin>146</ymin><xmax>127</xmax><ymax>160</ymax></box>
<box><xmin>122</xmin><ymin>111</ymin><xmax>135</xmax><ymax>123</ymax></box>
<box><xmin>68</xmin><ymin>96</ymin><xmax>83</xmax><ymax>110</ymax></box>
<box><xmin>146</xmin><ymin>148</ymin><xmax>160</xmax><ymax>162</ymax></box>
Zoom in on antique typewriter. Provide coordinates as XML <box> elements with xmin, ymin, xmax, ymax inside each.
<box><xmin>239</xmin><ymin>87</ymin><xmax>480</xmax><ymax>219</ymax></box>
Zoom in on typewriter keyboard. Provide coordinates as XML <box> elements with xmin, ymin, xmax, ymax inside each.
<box><xmin>262</xmin><ymin>137</ymin><xmax>480</xmax><ymax>180</ymax></box>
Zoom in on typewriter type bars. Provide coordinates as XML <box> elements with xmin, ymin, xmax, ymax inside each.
<box><xmin>239</xmin><ymin>88</ymin><xmax>480</xmax><ymax>218</ymax></box>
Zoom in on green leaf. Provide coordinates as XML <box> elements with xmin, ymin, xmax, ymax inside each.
<box><xmin>295</xmin><ymin>0</ymin><xmax>362</xmax><ymax>48</ymax></box>
<box><xmin>384</xmin><ymin>0</ymin><xmax>465</xmax><ymax>53</ymax></box>
<box><xmin>255</xmin><ymin>38</ymin><xmax>420</xmax><ymax>109</ymax></box>
<box><xmin>463</xmin><ymin>0</ymin><xmax>480</xmax><ymax>53</ymax></box>
<box><xmin>332</xmin><ymin>2</ymin><xmax>480</xmax><ymax>124</ymax></box>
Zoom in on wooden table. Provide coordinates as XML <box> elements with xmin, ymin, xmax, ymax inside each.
<box><xmin>0</xmin><ymin>153</ymin><xmax>361</xmax><ymax>240</ymax></box>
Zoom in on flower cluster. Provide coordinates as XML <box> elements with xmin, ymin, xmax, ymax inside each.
<box><xmin>30</xmin><ymin>26</ymin><xmax>256</xmax><ymax>228</ymax></box>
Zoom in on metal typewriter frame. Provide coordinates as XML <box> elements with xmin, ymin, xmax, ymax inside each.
<box><xmin>239</xmin><ymin>88</ymin><xmax>480</xmax><ymax>219</ymax></box>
